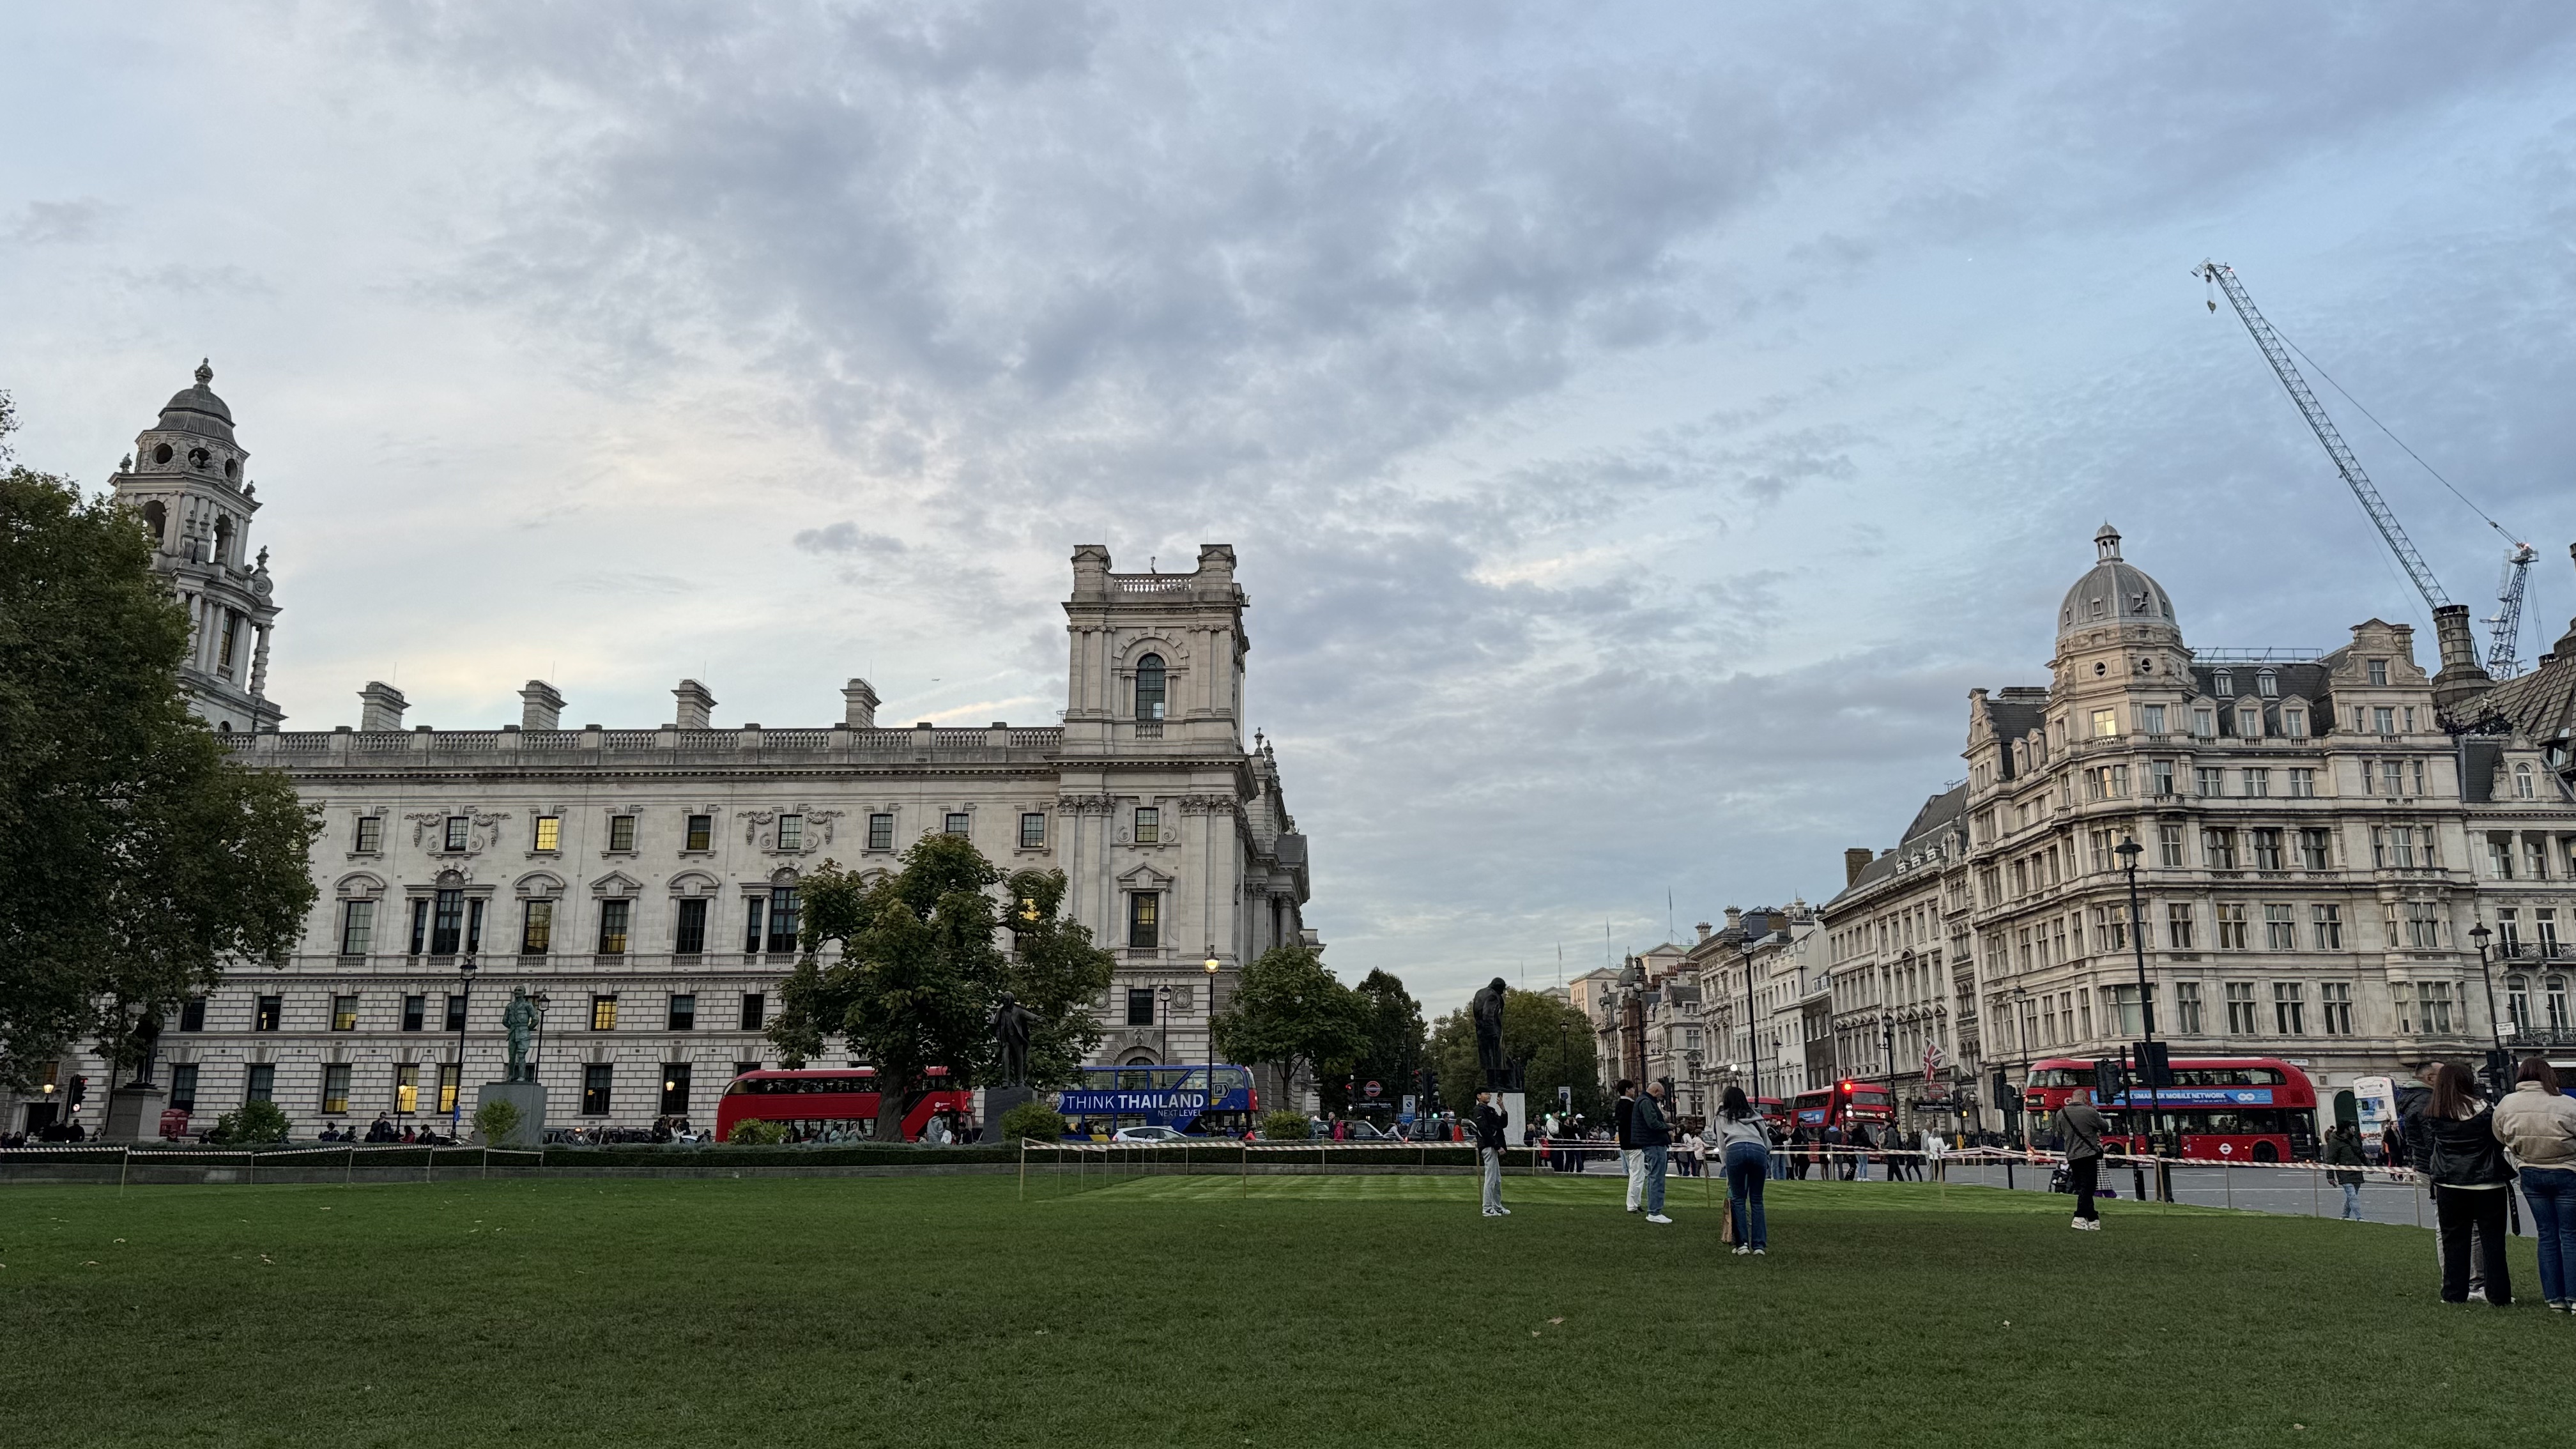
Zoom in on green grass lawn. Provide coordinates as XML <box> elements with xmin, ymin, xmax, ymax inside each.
<box><xmin>1</xmin><ymin>1169</ymin><xmax>2559</xmax><ymax>1447</ymax></box>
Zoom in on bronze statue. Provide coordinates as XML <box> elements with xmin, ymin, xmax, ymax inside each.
<box><xmin>1471</xmin><ymin>976</ymin><xmax>1509</xmax><ymax>1089</ymax></box>
<box><xmin>990</xmin><ymin>992</ymin><xmax>1039</xmax><ymax>1088</ymax></box>
<box><xmin>503</xmin><ymin>988</ymin><xmax>539</xmax><ymax>1083</ymax></box>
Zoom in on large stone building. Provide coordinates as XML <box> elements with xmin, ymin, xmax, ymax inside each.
<box><xmin>6</xmin><ymin>367</ymin><xmax>1315</xmax><ymax>1138</ymax></box>
<box><xmin>1820</xmin><ymin>523</ymin><xmax>2576</xmax><ymax>1142</ymax></box>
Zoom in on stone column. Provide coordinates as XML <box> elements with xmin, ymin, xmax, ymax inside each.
<box><xmin>249</xmin><ymin>622</ymin><xmax>273</xmax><ymax>698</ymax></box>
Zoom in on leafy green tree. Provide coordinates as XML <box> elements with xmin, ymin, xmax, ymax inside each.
<box><xmin>767</xmin><ymin>834</ymin><xmax>1112</xmax><ymax>1140</ymax></box>
<box><xmin>1430</xmin><ymin>989</ymin><xmax>1606</xmax><ymax>1125</ymax></box>
<box><xmin>211</xmin><ymin>1098</ymin><xmax>290</xmax><ymax>1145</ymax></box>
<box><xmin>0</xmin><ymin>401</ymin><xmax>319</xmax><ymax>1088</ymax></box>
<box><xmin>1344</xmin><ymin>969</ymin><xmax>1425</xmax><ymax>1113</ymax></box>
<box><xmin>997</xmin><ymin>1099</ymin><xmax>1068</xmax><ymax>1142</ymax></box>
<box><xmin>1209</xmin><ymin>944</ymin><xmax>1365</xmax><ymax>1114</ymax></box>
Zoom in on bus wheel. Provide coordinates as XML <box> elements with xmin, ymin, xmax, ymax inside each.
<box><xmin>2253</xmin><ymin>1141</ymin><xmax>2279</xmax><ymax>1163</ymax></box>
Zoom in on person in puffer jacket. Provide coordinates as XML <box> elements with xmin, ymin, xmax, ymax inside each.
<box><xmin>2493</xmin><ymin>1057</ymin><xmax>2576</xmax><ymax>1310</ymax></box>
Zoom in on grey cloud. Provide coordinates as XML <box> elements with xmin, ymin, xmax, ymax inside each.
<box><xmin>793</xmin><ymin>521</ymin><xmax>908</xmax><ymax>556</ymax></box>
<box><xmin>6</xmin><ymin>197</ymin><xmax>111</xmax><ymax>245</ymax></box>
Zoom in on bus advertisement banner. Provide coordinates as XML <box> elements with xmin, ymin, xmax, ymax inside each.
<box><xmin>1057</xmin><ymin>1089</ymin><xmax>1211</xmax><ymax>1116</ymax></box>
<box><xmin>2106</xmin><ymin>1087</ymin><xmax>2275</xmax><ymax>1108</ymax></box>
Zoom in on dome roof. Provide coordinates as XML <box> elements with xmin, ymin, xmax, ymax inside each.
<box><xmin>151</xmin><ymin>359</ymin><xmax>237</xmax><ymax>445</ymax></box>
<box><xmin>2058</xmin><ymin>523</ymin><xmax>2176</xmax><ymax>638</ymax></box>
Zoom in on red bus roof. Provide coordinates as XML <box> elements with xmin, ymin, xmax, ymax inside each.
<box><xmin>727</xmin><ymin>1066</ymin><xmax>953</xmax><ymax>1080</ymax></box>
<box><xmin>2025</xmin><ymin>1055</ymin><xmax>2312</xmax><ymax>1080</ymax></box>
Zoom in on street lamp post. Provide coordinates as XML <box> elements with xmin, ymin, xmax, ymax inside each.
<box><xmin>2115</xmin><ymin>837</ymin><xmax>2165</xmax><ymax>1184</ymax></box>
<box><xmin>1202</xmin><ymin>947</ymin><xmax>1221</xmax><ymax>1134</ymax></box>
<box><xmin>2007</xmin><ymin>984</ymin><xmax>2031</xmax><ymax>1148</ymax></box>
<box><xmin>450</xmin><ymin>954</ymin><xmax>479</xmax><ymax>1135</ymax></box>
<box><xmin>1157</xmin><ymin>984</ymin><xmax>1172</xmax><ymax>1067</ymax></box>
<box><xmin>2472</xmin><ymin>923</ymin><xmax>2504</xmax><ymax>1098</ymax></box>
<box><xmin>1741</xmin><ymin>941</ymin><xmax>1763</xmax><ymax>1104</ymax></box>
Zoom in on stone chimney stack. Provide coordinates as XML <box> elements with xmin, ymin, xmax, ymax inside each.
<box><xmin>1694</xmin><ymin>921</ymin><xmax>1713</xmax><ymax>942</ymax></box>
<box><xmin>1844</xmin><ymin>847</ymin><xmax>1874</xmax><ymax>887</ymax></box>
<box><xmin>1723</xmin><ymin>906</ymin><xmax>1743</xmax><ymax>933</ymax></box>
<box><xmin>673</xmin><ymin>679</ymin><xmax>716</xmax><ymax>730</ymax></box>
<box><xmin>842</xmin><ymin>678</ymin><xmax>881</xmax><ymax>729</ymax></box>
<box><xmin>519</xmin><ymin>680</ymin><xmax>564</xmax><ymax>731</ymax></box>
<box><xmin>2430</xmin><ymin>603</ymin><xmax>2494</xmax><ymax>713</ymax></box>
<box><xmin>358</xmin><ymin>681</ymin><xmax>407</xmax><ymax>733</ymax></box>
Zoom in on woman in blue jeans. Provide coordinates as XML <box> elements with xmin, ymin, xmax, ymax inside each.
<box><xmin>2493</xmin><ymin>1056</ymin><xmax>2576</xmax><ymax>1310</ymax></box>
<box><xmin>1711</xmin><ymin>1086</ymin><xmax>1771</xmax><ymax>1255</ymax></box>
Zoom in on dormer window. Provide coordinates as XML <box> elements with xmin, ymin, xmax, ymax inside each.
<box><xmin>1134</xmin><ymin>654</ymin><xmax>1166</xmax><ymax>721</ymax></box>
<box><xmin>2215</xmin><ymin>673</ymin><xmax>2235</xmax><ymax>698</ymax></box>
<box><xmin>2257</xmin><ymin>670</ymin><xmax>2278</xmax><ymax>698</ymax></box>
<box><xmin>2088</xmin><ymin>597</ymin><xmax>2106</xmax><ymax>620</ymax></box>
<box><xmin>2368</xmin><ymin>659</ymin><xmax>2390</xmax><ymax>686</ymax></box>
<box><xmin>2518</xmin><ymin>764</ymin><xmax>2537</xmax><ymax>799</ymax></box>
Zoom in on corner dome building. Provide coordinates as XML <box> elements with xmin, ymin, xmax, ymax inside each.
<box><xmin>107</xmin><ymin>360</ymin><xmax>283</xmax><ymax>733</ymax></box>
<box><xmin>2059</xmin><ymin>523</ymin><xmax>2178</xmax><ymax>643</ymax></box>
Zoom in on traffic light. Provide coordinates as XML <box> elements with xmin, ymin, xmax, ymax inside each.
<box><xmin>2132</xmin><ymin>1040</ymin><xmax>2172</xmax><ymax>1089</ymax></box>
<box><xmin>68</xmin><ymin>1074</ymin><xmax>88</xmax><ymax>1107</ymax></box>
<box><xmin>1992</xmin><ymin>1071</ymin><xmax>2015</xmax><ymax>1114</ymax></box>
<box><xmin>2485</xmin><ymin>1048</ymin><xmax>2515</xmax><ymax>1100</ymax></box>
<box><xmin>2093</xmin><ymin>1058</ymin><xmax>2127</xmax><ymax>1107</ymax></box>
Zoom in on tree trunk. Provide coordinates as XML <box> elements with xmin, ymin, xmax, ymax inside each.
<box><xmin>878</xmin><ymin>1071</ymin><xmax>909</xmax><ymax>1142</ymax></box>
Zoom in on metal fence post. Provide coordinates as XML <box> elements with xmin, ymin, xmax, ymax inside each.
<box><xmin>2224</xmin><ymin>1163</ymin><xmax>2232</xmax><ymax>1210</ymax></box>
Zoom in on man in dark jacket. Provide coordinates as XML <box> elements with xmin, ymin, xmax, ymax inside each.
<box><xmin>1475</xmin><ymin>1091</ymin><xmax>1510</xmax><ymax>1217</ymax></box>
<box><xmin>2051</xmin><ymin>1089</ymin><xmax>2107</xmax><ymax>1230</ymax></box>
<box><xmin>1613</xmin><ymin>1080</ymin><xmax>1643</xmax><ymax>1212</ymax></box>
<box><xmin>1635</xmin><ymin>1080</ymin><xmax>1675</xmax><ymax>1223</ymax></box>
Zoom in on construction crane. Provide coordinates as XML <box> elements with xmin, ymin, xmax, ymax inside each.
<box><xmin>2196</xmin><ymin>260</ymin><xmax>2536</xmax><ymax>675</ymax></box>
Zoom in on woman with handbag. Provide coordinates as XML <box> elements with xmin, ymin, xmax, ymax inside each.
<box><xmin>2423</xmin><ymin>1062</ymin><xmax>2515</xmax><ymax>1307</ymax></box>
<box><xmin>1712</xmin><ymin>1086</ymin><xmax>1771</xmax><ymax>1256</ymax></box>
<box><xmin>2492</xmin><ymin>1056</ymin><xmax>2576</xmax><ymax>1310</ymax></box>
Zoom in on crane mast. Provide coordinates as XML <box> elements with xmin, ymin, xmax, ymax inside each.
<box><xmin>2490</xmin><ymin>543</ymin><xmax>2538</xmax><ymax>677</ymax></box>
<box><xmin>2196</xmin><ymin>262</ymin><xmax>2454</xmax><ymax>612</ymax></box>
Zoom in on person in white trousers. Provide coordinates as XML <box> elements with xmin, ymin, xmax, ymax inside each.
<box><xmin>1614</xmin><ymin>1079</ymin><xmax>1644</xmax><ymax>1211</ymax></box>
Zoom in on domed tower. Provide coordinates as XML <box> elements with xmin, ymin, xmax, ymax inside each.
<box><xmin>107</xmin><ymin>360</ymin><xmax>283</xmax><ymax>733</ymax></box>
<box><xmin>2050</xmin><ymin>523</ymin><xmax>2191</xmax><ymax>730</ymax></box>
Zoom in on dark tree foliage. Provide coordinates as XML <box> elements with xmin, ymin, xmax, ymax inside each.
<box><xmin>767</xmin><ymin>832</ymin><xmax>1112</xmax><ymax>1138</ymax></box>
<box><xmin>1209</xmin><ymin>944</ymin><xmax>1367</xmax><ymax>1112</ymax></box>
<box><xmin>0</xmin><ymin>400</ymin><xmax>318</xmax><ymax>1087</ymax></box>
<box><xmin>1342</xmin><ymin>968</ymin><xmax>1425</xmax><ymax>1114</ymax></box>
<box><xmin>1430</xmin><ymin>988</ymin><xmax>1606</xmax><ymax>1124</ymax></box>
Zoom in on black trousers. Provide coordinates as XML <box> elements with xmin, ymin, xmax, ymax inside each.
<box><xmin>2437</xmin><ymin>1186</ymin><xmax>2512</xmax><ymax>1305</ymax></box>
<box><xmin>2070</xmin><ymin>1154</ymin><xmax>2100</xmax><ymax>1221</ymax></box>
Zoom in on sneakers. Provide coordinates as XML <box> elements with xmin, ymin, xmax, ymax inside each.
<box><xmin>2071</xmin><ymin>1217</ymin><xmax>2101</xmax><ymax>1231</ymax></box>
<box><xmin>1752</xmin><ymin>1247</ymin><xmax>1766</xmax><ymax>1255</ymax></box>
<box><xmin>1733</xmin><ymin>1245</ymin><xmax>1751</xmax><ymax>1255</ymax></box>
<box><xmin>1497</xmin><ymin>1206</ymin><xmax>1512</xmax><ymax>1215</ymax></box>
<box><xmin>1646</xmin><ymin>1213</ymin><xmax>1673</xmax><ymax>1225</ymax></box>
<box><xmin>1627</xmin><ymin>1206</ymin><xmax>1642</xmax><ymax>1213</ymax></box>
<box><xmin>2469</xmin><ymin>1287</ymin><xmax>2488</xmax><ymax>1303</ymax></box>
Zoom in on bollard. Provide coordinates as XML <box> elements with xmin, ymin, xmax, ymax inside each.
<box><xmin>2224</xmin><ymin>1163</ymin><xmax>2232</xmax><ymax>1209</ymax></box>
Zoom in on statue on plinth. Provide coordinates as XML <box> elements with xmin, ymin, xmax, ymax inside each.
<box><xmin>1471</xmin><ymin>976</ymin><xmax>1510</xmax><ymax>1089</ymax></box>
<box><xmin>990</xmin><ymin>992</ymin><xmax>1039</xmax><ymax>1088</ymax></box>
<box><xmin>502</xmin><ymin>988</ymin><xmax>539</xmax><ymax>1083</ymax></box>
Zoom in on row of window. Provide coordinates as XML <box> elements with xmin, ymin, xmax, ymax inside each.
<box><xmin>367</xmin><ymin>809</ymin><xmax>1055</xmax><ymax>858</ymax></box>
<box><xmin>180</xmin><ymin>991</ymin><xmax>769</xmax><ymax>1036</ymax></box>
<box><xmin>2487</xmin><ymin>834</ymin><xmax>2570</xmax><ymax>880</ymax></box>
<box><xmin>170</xmin><ymin>1060</ymin><xmax>724</xmax><ymax>1118</ymax></box>
<box><xmin>1996</xmin><ymin>977</ymin><xmax>2383</xmax><ymax>1050</ymax></box>
<box><xmin>1987</xmin><ymin>897</ymin><xmax>2455</xmax><ymax>965</ymax></box>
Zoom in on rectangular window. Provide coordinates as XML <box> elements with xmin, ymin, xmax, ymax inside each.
<box><xmin>2204</xmin><ymin>828</ymin><xmax>2238</xmax><ymax>870</ymax></box>
<box><xmin>2272</xmin><ymin>982</ymin><xmax>2306</xmax><ymax>1035</ymax></box>
<box><xmin>2091</xmin><ymin>708</ymin><xmax>2117</xmax><ymax>738</ymax></box>
<box><xmin>427</xmin><ymin>889</ymin><xmax>464</xmax><ymax>954</ymax></box>
<box><xmin>2106</xmin><ymin>983</ymin><xmax>2148</xmax><ymax>1036</ymax></box>
<box><xmin>2244</xmin><ymin>768</ymin><xmax>2269</xmax><ymax>798</ymax></box>
<box><xmin>1128</xmin><ymin>892</ymin><xmax>1160</xmax><ymax>949</ymax></box>
<box><xmin>660</xmin><ymin>1064</ymin><xmax>691</xmax><ymax>1116</ymax></box>
<box><xmin>2390</xmin><ymin>825</ymin><xmax>2418</xmax><ymax>868</ymax></box>
<box><xmin>338</xmin><ymin>901</ymin><xmax>374</xmax><ymax>956</ymax></box>
<box><xmin>608</xmin><ymin>815</ymin><xmax>637</xmax><ymax>852</ymax></box>
<box><xmin>2185</xmin><ymin>707</ymin><xmax>2212</xmax><ymax>737</ymax></box>
<box><xmin>2264</xmin><ymin>904</ymin><xmax>2297</xmax><ymax>951</ymax></box>
<box><xmin>521</xmin><ymin>900</ymin><xmax>554</xmax><ymax>955</ymax></box>
<box><xmin>2311</xmin><ymin>905</ymin><xmax>2343</xmax><ymax>951</ymax></box>
<box><xmin>2283</xmin><ymin>708</ymin><xmax>2306</xmax><ymax>737</ymax></box>
<box><xmin>2298</xmin><ymin>828</ymin><xmax>2331</xmax><ymax>870</ymax></box>
<box><xmin>591</xmin><ymin>994</ymin><xmax>618</xmax><ymax>1031</ymax></box>
<box><xmin>944</xmin><ymin>812</ymin><xmax>970</xmax><ymax>836</ymax></box>
<box><xmin>436</xmin><ymin>1064</ymin><xmax>459</xmax><ymax>1114</ymax></box>
<box><xmin>778</xmin><ymin>814</ymin><xmax>804</xmax><ymax>851</ymax></box>
<box><xmin>2150</xmin><ymin>761</ymin><xmax>2174</xmax><ymax>797</ymax></box>
<box><xmin>321</xmin><ymin>1063</ymin><xmax>351</xmax><ymax>1115</ymax></box>
<box><xmin>668</xmin><ymin>993</ymin><xmax>696</xmax><ymax>1032</ymax></box>
<box><xmin>178</xmin><ymin>997</ymin><xmax>206</xmax><ymax>1032</ymax></box>
<box><xmin>332</xmin><ymin>994</ymin><xmax>360</xmax><ymax>1031</ymax></box>
<box><xmin>2167</xmin><ymin>903</ymin><xmax>2195</xmax><ymax>950</ymax></box>
<box><xmin>533</xmin><ymin>815</ymin><xmax>561</xmax><ymax>852</ymax></box>
<box><xmin>2175</xmin><ymin>981</ymin><xmax>2204</xmax><ymax>1034</ymax></box>
<box><xmin>2490</xmin><ymin>838</ymin><xmax>2516</xmax><ymax>880</ymax></box>
<box><xmin>2216</xmin><ymin>903</ymin><xmax>2250</xmax><ymax>949</ymax></box>
<box><xmin>2288</xmin><ymin>767</ymin><xmax>2315</xmax><ymax>797</ymax></box>
<box><xmin>2320</xmin><ymin>981</ymin><xmax>2353</xmax><ymax>1034</ymax></box>
<box><xmin>465</xmin><ymin>898</ymin><xmax>484</xmax><ymax>955</ymax></box>
<box><xmin>247</xmin><ymin>1062</ymin><xmax>275</xmax><ymax>1103</ymax></box>
<box><xmin>169</xmin><ymin>1062</ymin><xmax>199</xmax><ymax>1111</ymax></box>
<box><xmin>739</xmin><ymin>993</ymin><xmax>765</xmax><ymax>1031</ymax></box>
<box><xmin>393</xmin><ymin>1064</ymin><xmax>417</xmax><ymax>1114</ymax></box>
<box><xmin>401</xmin><ymin>994</ymin><xmax>425</xmax><ymax>1032</ymax></box>
<box><xmin>1020</xmin><ymin>813</ymin><xmax>1047</xmax><ymax>849</ymax></box>
<box><xmin>354</xmin><ymin>816</ymin><xmax>382</xmax><ymax>854</ymax></box>
<box><xmin>2225</xmin><ymin>983</ymin><xmax>2259</xmax><ymax>1035</ymax></box>
<box><xmin>597</xmin><ymin>898</ymin><xmax>631</xmax><ymax>954</ymax></box>
<box><xmin>1130</xmin><ymin>806</ymin><xmax>1165</xmax><ymax>845</ymax></box>
<box><xmin>767</xmin><ymin>887</ymin><xmax>799</xmax><ymax>954</ymax></box>
<box><xmin>581</xmin><ymin>1064</ymin><xmax>613</xmax><ymax>1116</ymax></box>
<box><xmin>675</xmin><ymin>898</ymin><xmax>707</xmax><ymax>955</ymax></box>
<box><xmin>443</xmin><ymin>816</ymin><xmax>468</xmax><ymax>852</ymax></box>
<box><xmin>444</xmin><ymin>993</ymin><xmax>467</xmax><ymax>1032</ymax></box>
<box><xmin>2407</xmin><ymin>902</ymin><xmax>2441</xmax><ymax>949</ymax></box>
<box><xmin>2423</xmin><ymin>981</ymin><xmax>2456</xmax><ymax>1032</ymax></box>
<box><xmin>2374</xmin><ymin>707</ymin><xmax>2396</xmax><ymax>737</ymax></box>
<box><xmin>1127</xmin><ymin>987</ymin><xmax>1156</xmax><ymax>1026</ymax></box>
<box><xmin>2540</xmin><ymin>909</ymin><xmax>2562</xmax><ymax>956</ymax></box>
<box><xmin>2158</xmin><ymin>824</ymin><xmax>2185</xmax><ymax>868</ymax></box>
<box><xmin>2237</xmin><ymin>706</ymin><xmax>2262</xmax><ymax>739</ymax></box>
<box><xmin>2393</xmin><ymin>980</ymin><xmax>2416</xmax><ymax>1034</ymax></box>
<box><xmin>2404</xmin><ymin>707</ymin><xmax>2418</xmax><ymax>733</ymax></box>
<box><xmin>255</xmin><ymin>995</ymin><xmax>282</xmax><ymax>1031</ymax></box>
<box><xmin>868</xmin><ymin>813</ymin><xmax>894</xmax><ymax>850</ymax></box>
<box><xmin>2368</xmin><ymin>658</ymin><xmax>2389</xmax><ymax>686</ymax></box>
<box><xmin>686</xmin><ymin>813</ymin><xmax>712</xmax><ymax>851</ymax></box>
<box><xmin>2215</xmin><ymin>672</ymin><xmax>2235</xmax><ymax>698</ymax></box>
<box><xmin>2252</xmin><ymin>829</ymin><xmax>2283</xmax><ymax>871</ymax></box>
<box><xmin>2142</xmin><ymin>705</ymin><xmax>2166</xmax><ymax>734</ymax></box>
<box><xmin>2196</xmin><ymin>767</ymin><xmax>2225</xmax><ymax>798</ymax></box>
<box><xmin>2257</xmin><ymin>672</ymin><xmax>2278</xmax><ymax>698</ymax></box>
<box><xmin>743</xmin><ymin>896</ymin><xmax>764</xmax><ymax>953</ymax></box>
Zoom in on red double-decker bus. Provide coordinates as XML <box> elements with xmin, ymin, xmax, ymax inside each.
<box><xmin>2021</xmin><ymin>1056</ymin><xmax>2316</xmax><ymax>1162</ymax></box>
<box><xmin>1791</xmin><ymin>1080</ymin><xmax>1892</xmax><ymax>1132</ymax></box>
<box><xmin>715</xmin><ymin>1067</ymin><xmax>972</xmax><ymax>1142</ymax></box>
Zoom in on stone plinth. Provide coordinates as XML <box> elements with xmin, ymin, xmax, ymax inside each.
<box><xmin>980</xmin><ymin>1084</ymin><xmax>1036</xmax><ymax>1144</ymax></box>
<box><xmin>102</xmin><ymin>1084</ymin><xmax>169</xmax><ymax>1144</ymax></box>
<box><xmin>473</xmin><ymin>1082</ymin><xmax>547</xmax><ymax>1147</ymax></box>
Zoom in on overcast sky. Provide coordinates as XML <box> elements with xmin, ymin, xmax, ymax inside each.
<box><xmin>7</xmin><ymin>4</ymin><xmax>2574</xmax><ymax>1009</ymax></box>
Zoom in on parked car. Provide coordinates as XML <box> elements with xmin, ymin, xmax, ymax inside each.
<box><xmin>1341</xmin><ymin>1121</ymin><xmax>1398</xmax><ymax>1142</ymax></box>
<box><xmin>1110</xmin><ymin>1125</ymin><xmax>1190</xmax><ymax>1144</ymax></box>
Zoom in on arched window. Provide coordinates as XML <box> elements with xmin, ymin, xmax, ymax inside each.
<box><xmin>141</xmin><ymin>500</ymin><xmax>166</xmax><ymax>543</ymax></box>
<box><xmin>213</xmin><ymin>516</ymin><xmax>234</xmax><ymax>565</ymax></box>
<box><xmin>1134</xmin><ymin>654</ymin><xmax>1166</xmax><ymax>722</ymax></box>
<box><xmin>2516</xmin><ymin>764</ymin><xmax>2536</xmax><ymax>799</ymax></box>
<box><xmin>2506</xmin><ymin>974</ymin><xmax>2533</xmax><ymax>1034</ymax></box>
<box><xmin>2549</xmin><ymin>976</ymin><xmax>2571</xmax><ymax>1034</ymax></box>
